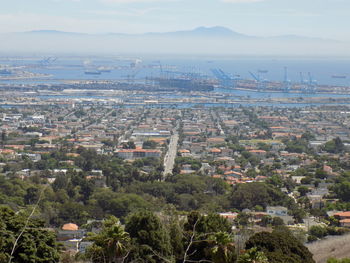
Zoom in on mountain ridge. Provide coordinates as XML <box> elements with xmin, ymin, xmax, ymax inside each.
<box><xmin>12</xmin><ymin>26</ymin><xmax>333</xmax><ymax>41</ymax></box>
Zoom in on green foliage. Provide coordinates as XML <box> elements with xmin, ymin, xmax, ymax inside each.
<box><xmin>183</xmin><ymin>211</ymin><xmax>235</xmax><ymax>263</ymax></box>
<box><xmin>122</xmin><ymin>141</ymin><xmax>136</xmax><ymax>149</ymax></box>
<box><xmin>0</xmin><ymin>206</ymin><xmax>60</xmax><ymax>263</ymax></box>
<box><xmin>301</xmin><ymin>131</ymin><xmax>316</xmax><ymax>141</ymax></box>
<box><xmin>230</xmin><ymin>182</ymin><xmax>292</xmax><ymax>210</ymax></box>
<box><xmin>297</xmin><ymin>186</ymin><xmax>310</xmax><ymax>197</ymax></box>
<box><xmin>258</xmin><ymin>142</ymin><xmax>272</xmax><ymax>152</ymax></box>
<box><xmin>168</xmin><ymin>220</ymin><xmax>184</xmax><ymax>261</ymax></box>
<box><xmin>266</xmin><ymin>175</ymin><xmax>284</xmax><ymax>188</ymax></box>
<box><xmin>245</xmin><ymin>228</ymin><xmax>315</xmax><ymax>263</ymax></box>
<box><xmin>173</xmin><ymin>157</ymin><xmax>202</xmax><ymax>173</ymax></box>
<box><xmin>331</xmin><ymin>181</ymin><xmax>350</xmax><ymax>202</ymax></box>
<box><xmin>74</xmin><ymin>109</ymin><xmax>86</xmax><ymax>118</ymax></box>
<box><xmin>323</xmin><ymin>137</ymin><xmax>344</xmax><ymax>154</ymax></box>
<box><xmin>315</xmin><ymin>169</ymin><xmax>328</xmax><ymax>179</ymax></box>
<box><xmin>284</xmin><ymin>138</ymin><xmax>310</xmax><ymax>154</ymax></box>
<box><xmin>235</xmin><ymin>212</ymin><xmax>251</xmax><ymax>227</ymax></box>
<box><xmin>207</xmin><ymin>232</ymin><xmax>237</xmax><ymax>263</ymax></box>
<box><xmin>260</xmin><ymin>215</ymin><xmax>273</xmax><ymax>227</ymax></box>
<box><xmin>307</xmin><ymin>225</ymin><xmax>349</xmax><ymax>242</ymax></box>
<box><xmin>86</xmin><ymin>216</ymin><xmax>131</xmax><ymax>263</ymax></box>
<box><xmin>237</xmin><ymin>247</ymin><xmax>269</xmax><ymax>263</ymax></box>
<box><xmin>125</xmin><ymin>211</ymin><xmax>172</xmax><ymax>263</ymax></box>
<box><xmin>309</xmin><ymin>225</ymin><xmax>327</xmax><ymax>239</ymax></box>
<box><xmin>90</xmin><ymin>189</ymin><xmax>153</xmax><ymax>220</ymax></box>
<box><xmin>142</xmin><ymin>140</ymin><xmax>159</xmax><ymax>149</ymax></box>
<box><xmin>271</xmin><ymin>217</ymin><xmax>284</xmax><ymax>226</ymax></box>
<box><xmin>301</xmin><ymin>177</ymin><xmax>313</xmax><ymax>185</ymax></box>
<box><xmin>327</xmin><ymin>258</ymin><xmax>350</xmax><ymax>263</ymax></box>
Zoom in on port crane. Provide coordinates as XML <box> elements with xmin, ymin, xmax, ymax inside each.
<box><xmin>300</xmin><ymin>72</ymin><xmax>307</xmax><ymax>85</ymax></box>
<box><xmin>307</xmin><ymin>72</ymin><xmax>317</xmax><ymax>93</ymax></box>
<box><xmin>283</xmin><ymin>67</ymin><xmax>291</xmax><ymax>92</ymax></box>
<box><xmin>211</xmin><ymin>68</ymin><xmax>240</xmax><ymax>88</ymax></box>
<box><xmin>300</xmin><ymin>72</ymin><xmax>317</xmax><ymax>93</ymax></box>
<box><xmin>249</xmin><ymin>71</ymin><xmax>268</xmax><ymax>92</ymax></box>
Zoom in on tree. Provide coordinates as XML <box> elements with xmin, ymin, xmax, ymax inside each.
<box><xmin>168</xmin><ymin>221</ymin><xmax>184</xmax><ymax>262</ymax></box>
<box><xmin>208</xmin><ymin>232</ymin><xmax>237</xmax><ymax>263</ymax></box>
<box><xmin>301</xmin><ymin>131</ymin><xmax>315</xmax><ymax>142</ymax></box>
<box><xmin>235</xmin><ymin>212</ymin><xmax>252</xmax><ymax>227</ymax></box>
<box><xmin>271</xmin><ymin>217</ymin><xmax>284</xmax><ymax>227</ymax></box>
<box><xmin>323</xmin><ymin>137</ymin><xmax>344</xmax><ymax>154</ymax></box>
<box><xmin>331</xmin><ymin>181</ymin><xmax>350</xmax><ymax>202</ymax></box>
<box><xmin>308</xmin><ymin>225</ymin><xmax>327</xmax><ymax>239</ymax></box>
<box><xmin>183</xmin><ymin>212</ymin><xmax>234</xmax><ymax>262</ymax></box>
<box><xmin>230</xmin><ymin>183</ymin><xmax>290</xmax><ymax>210</ymax></box>
<box><xmin>122</xmin><ymin>141</ymin><xmax>136</xmax><ymax>149</ymax></box>
<box><xmin>143</xmin><ymin>141</ymin><xmax>159</xmax><ymax>149</ymax></box>
<box><xmin>260</xmin><ymin>215</ymin><xmax>273</xmax><ymax>227</ymax></box>
<box><xmin>0</xmin><ymin>206</ymin><xmax>60</xmax><ymax>263</ymax></box>
<box><xmin>237</xmin><ymin>247</ymin><xmax>269</xmax><ymax>263</ymax></box>
<box><xmin>86</xmin><ymin>216</ymin><xmax>131</xmax><ymax>263</ymax></box>
<box><xmin>125</xmin><ymin>211</ymin><xmax>172</xmax><ymax>263</ymax></box>
<box><xmin>315</xmin><ymin>169</ymin><xmax>328</xmax><ymax>179</ymax></box>
<box><xmin>1</xmin><ymin>130</ymin><xmax>6</xmax><ymax>146</ymax></box>
<box><xmin>327</xmin><ymin>258</ymin><xmax>350</xmax><ymax>263</ymax></box>
<box><xmin>297</xmin><ymin>186</ymin><xmax>310</xmax><ymax>197</ymax></box>
<box><xmin>245</xmin><ymin>229</ymin><xmax>315</xmax><ymax>263</ymax></box>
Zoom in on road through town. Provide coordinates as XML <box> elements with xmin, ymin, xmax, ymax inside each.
<box><xmin>162</xmin><ymin>127</ymin><xmax>179</xmax><ymax>179</ymax></box>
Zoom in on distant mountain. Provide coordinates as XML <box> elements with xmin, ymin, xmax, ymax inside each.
<box><xmin>145</xmin><ymin>26</ymin><xmax>249</xmax><ymax>38</ymax></box>
<box><xmin>2</xmin><ymin>26</ymin><xmax>346</xmax><ymax>56</ymax></box>
<box><xmin>24</xmin><ymin>30</ymin><xmax>87</xmax><ymax>36</ymax></box>
<box><xmin>18</xmin><ymin>27</ymin><xmax>332</xmax><ymax>41</ymax></box>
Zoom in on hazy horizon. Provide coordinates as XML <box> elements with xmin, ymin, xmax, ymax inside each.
<box><xmin>1</xmin><ymin>0</ymin><xmax>350</xmax><ymax>56</ymax></box>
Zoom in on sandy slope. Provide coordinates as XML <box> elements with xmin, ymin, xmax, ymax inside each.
<box><xmin>307</xmin><ymin>234</ymin><xmax>350</xmax><ymax>263</ymax></box>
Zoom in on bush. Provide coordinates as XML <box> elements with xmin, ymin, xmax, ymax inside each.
<box><xmin>307</xmin><ymin>235</ymin><xmax>318</xmax><ymax>243</ymax></box>
<box><xmin>309</xmin><ymin>225</ymin><xmax>327</xmax><ymax>239</ymax></box>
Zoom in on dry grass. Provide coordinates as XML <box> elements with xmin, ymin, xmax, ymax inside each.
<box><xmin>307</xmin><ymin>233</ymin><xmax>350</xmax><ymax>263</ymax></box>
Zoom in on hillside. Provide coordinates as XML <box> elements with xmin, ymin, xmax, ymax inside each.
<box><xmin>307</xmin><ymin>234</ymin><xmax>350</xmax><ymax>263</ymax></box>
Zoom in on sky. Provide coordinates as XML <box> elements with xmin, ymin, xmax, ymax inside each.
<box><xmin>0</xmin><ymin>0</ymin><xmax>349</xmax><ymax>41</ymax></box>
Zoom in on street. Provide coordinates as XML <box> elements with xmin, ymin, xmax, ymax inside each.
<box><xmin>162</xmin><ymin>128</ymin><xmax>179</xmax><ymax>179</ymax></box>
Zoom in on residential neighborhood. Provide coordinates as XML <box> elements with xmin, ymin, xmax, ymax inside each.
<box><xmin>2</xmin><ymin>103</ymin><xmax>350</xmax><ymax>262</ymax></box>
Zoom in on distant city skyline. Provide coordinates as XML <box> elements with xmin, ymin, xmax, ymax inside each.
<box><xmin>1</xmin><ymin>0</ymin><xmax>349</xmax><ymax>41</ymax></box>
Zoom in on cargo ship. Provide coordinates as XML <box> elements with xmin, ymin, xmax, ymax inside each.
<box><xmin>258</xmin><ymin>69</ymin><xmax>268</xmax><ymax>74</ymax></box>
<box><xmin>84</xmin><ymin>70</ymin><xmax>101</xmax><ymax>75</ymax></box>
<box><xmin>0</xmin><ymin>69</ymin><xmax>12</xmax><ymax>75</ymax></box>
<box><xmin>332</xmin><ymin>75</ymin><xmax>347</xmax><ymax>79</ymax></box>
<box><xmin>97</xmin><ymin>67</ymin><xmax>112</xmax><ymax>73</ymax></box>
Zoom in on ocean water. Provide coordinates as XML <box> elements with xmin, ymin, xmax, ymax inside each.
<box><xmin>1</xmin><ymin>57</ymin><xmax>350</xmax><ymax>88</ymax></box>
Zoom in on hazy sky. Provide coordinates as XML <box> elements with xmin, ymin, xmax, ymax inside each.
<box><xmin>1</xmin><ymin>0</ymin><xmax>349</xmax><ymax>40</ymax></box>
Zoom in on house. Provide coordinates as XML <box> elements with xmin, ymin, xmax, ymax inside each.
<box><xmin>57</xmin><ymin>223</ymin><xmax>86</xmax><ymax>241</ymax></box>
<box><xmin>266</xmin><ymin>206</ymin><xmax>294</xmax><ymax>225</ymax></box>
<box><xmin>334</xmin><ymin>212</ymin><xmax>350</xmax><ymax>227</ymax></box>
<box><xmin>249</xmin><ymin>149</ymin><xmax>267</xmax><ymax>157</ymax></box>
<box><xmin>219</xmin><ymin>212</ymin><xmax>238</xmax><ymax>222</ymax></box>
<box><xmin>266</xmin><ymin>206</ymin><xmax>288</xmax><ymax>216</ymax></box>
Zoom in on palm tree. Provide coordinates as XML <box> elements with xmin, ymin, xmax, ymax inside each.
<box><xmin>237</xmin><ymin>247</ymin><xmax>269</xmax><ymax>263</ymax></box>
<box><xmin>87</xmin><ymin>216</ymin><xmax>131</xmax><ymax>263</ymax></box>
<box><xmin>208</xmin><ymin>232</ymin><xmax>237</xmax><ymax>263</ymax></box>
